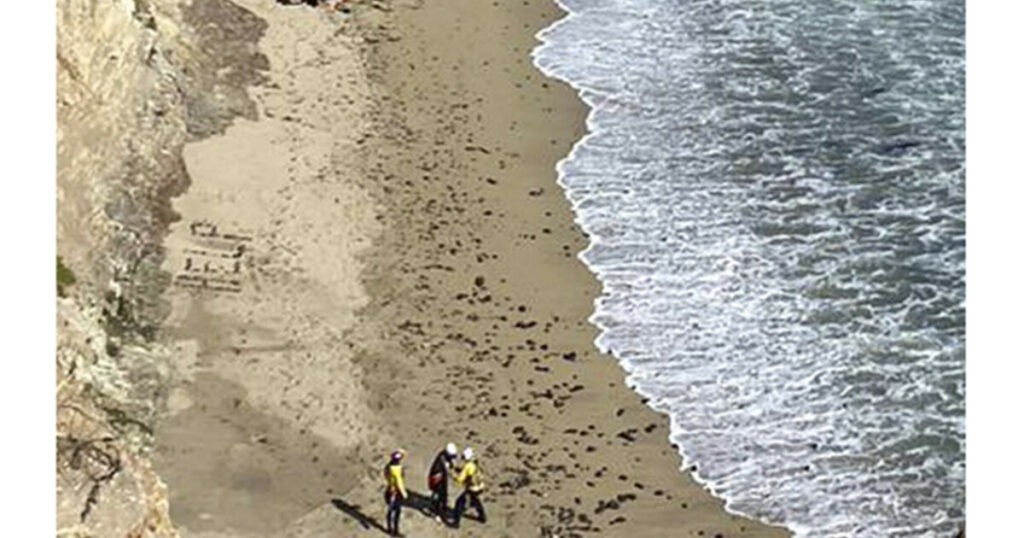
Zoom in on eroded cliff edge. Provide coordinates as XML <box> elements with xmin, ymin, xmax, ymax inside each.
<box><xmin>56</xmin><ymin>1</ymin><xmax>268</xmax><ymax>534</ymax></box>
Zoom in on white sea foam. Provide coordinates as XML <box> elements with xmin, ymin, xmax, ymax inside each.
<box><xmin>534</xmin><ymin>0</ymin><xmax>964</xmax><ymax>536</ymax></box>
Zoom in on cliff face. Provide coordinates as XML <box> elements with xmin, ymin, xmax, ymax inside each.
<box><xmin>56</xmin><ymin>0</ymin><xmax>268</xmax><ymax>534</ymax></box>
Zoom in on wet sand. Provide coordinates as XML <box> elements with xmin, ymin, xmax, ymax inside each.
<box><xmin>153</xmin><ymin>1</ymin><xmax>791</xmax><ymax>536</ymax></box>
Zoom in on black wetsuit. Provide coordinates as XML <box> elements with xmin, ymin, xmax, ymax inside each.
<box><xmin>428</xmin><ymin>451</ymin><xmax>454</xmax><ymax>519</ymax></box>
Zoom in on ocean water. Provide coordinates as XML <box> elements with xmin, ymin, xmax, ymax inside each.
<box><xmin>533</xmin><ymin>0</ymin><xmax>965</xmax><ymax>536</ymax></box>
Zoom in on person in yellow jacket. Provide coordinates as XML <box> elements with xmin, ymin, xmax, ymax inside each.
<box><xmin>382</xmin><ymin>449</ymin><xmax>408</xmax><ymax>536</ymax></box>
<box><xmin>451</xmin><ymin>446</ymin><xmax>486</xmax><ymax>527</ymax></box>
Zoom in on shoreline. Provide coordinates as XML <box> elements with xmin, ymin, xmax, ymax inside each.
<box><xmin>347</xmin><ymin>0</ymin><xmax>792</xmax><ymax>536</ymax></box>
<box><xmin>148</xmin><ymin>0</ymin><xmax>792</xmax><ymax>536</ymax></box>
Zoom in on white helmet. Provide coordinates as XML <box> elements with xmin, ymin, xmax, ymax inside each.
<box><xmin>445</xmin><ymin>443</ymin><xmax>457</xmax><ymax>457</ymax></box>
<box><xmin>462</xmin><ymin>447</ymin><xmax>474</xmax><ymax>461</ymax></box>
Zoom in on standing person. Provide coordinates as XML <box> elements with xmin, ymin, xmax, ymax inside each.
<box><xmin>427</xmin><ymin>443</ymin><xmax>458</xmax><ymax>521</ymax></box>
<box><xmin>451</xmin><ymin>446</ymin><xmax>487</xmax><ymax>528</ymax></box>
<box><xmin>382</xmin><ymin>449</ymin><xmax>408</xmax><ymax>536</ymax></box>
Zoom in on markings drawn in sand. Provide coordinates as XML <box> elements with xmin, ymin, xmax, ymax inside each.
<box><xmin>173</xmin><ymin>219</ymin><xmax>253</xmax><ymax>294</ymax></box>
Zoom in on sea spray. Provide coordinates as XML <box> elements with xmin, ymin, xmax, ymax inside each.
<box><xmin>533</xmin><ymin>0</ymin><xmax>965</xmax><ymax>536</ymax></box>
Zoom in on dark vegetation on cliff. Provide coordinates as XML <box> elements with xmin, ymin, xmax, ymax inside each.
<box><xmin>57</xmin><ymin>256</ymin><xmax>76</xmax><ymax>298</ymax></box>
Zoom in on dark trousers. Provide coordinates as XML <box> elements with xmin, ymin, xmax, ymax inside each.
<box><xmin>430</xmin><ymin>477</ymin><xmax>449</xmax><ymax>519</ymax></box>
<box><xmin>384</xmin><ymin>492</ymin><xmax>402</xmax><ymax>535</ymax></box>
<box><xmin>452</xmin><ymin>490</ymin><xmax>486</xmax><ymax>527</ymax></box>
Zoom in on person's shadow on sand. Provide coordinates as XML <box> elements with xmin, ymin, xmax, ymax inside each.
<box><xmin>403</xmin><ymin>489</ymin><xmax>436</xmax><ymax>518</ymax></box>
<box><xmin>330</xmin><ymin>498</ymin><xmax>388</xmax><ymax>533</ymax></box>
<box><xmin>331</xmin><ymin>490</ymin><xmax>454</xmax><ymax>533</ymax></box>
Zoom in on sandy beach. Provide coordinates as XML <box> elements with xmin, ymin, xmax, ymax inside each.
<box><xmin>57</xmin><ymin>0</ymin><xmax>969</xmax><ymax>534</ymax></box>
<box><xmin>148</xmin><ymin>0</ymin><xmax>791</xmax><ymax>536</ymax></box>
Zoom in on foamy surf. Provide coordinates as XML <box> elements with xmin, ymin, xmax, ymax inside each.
<box><xmin>533</xmin><ymin>0</ymin><xmax>965</xmax><ymax>536</ymax></box>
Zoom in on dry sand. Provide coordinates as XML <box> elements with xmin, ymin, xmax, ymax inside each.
<box><xmin>154</xmin><ymin>1</ymin><xmax>791</xmax><ymax>536</ymax></box>
<box><xmin>155</xmin><ymin>4</ymin><xmax>385</xmax><ymax>535</ymax></box>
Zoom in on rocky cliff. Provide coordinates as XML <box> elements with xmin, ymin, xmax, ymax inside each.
<box><xmin>56</xmin><ymin>0</ymin><xmax>269</xmax><ymax>534</ymax></box>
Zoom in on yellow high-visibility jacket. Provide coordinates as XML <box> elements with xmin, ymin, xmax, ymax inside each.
<box><xmin>384</xmin><ymin>463</ymin><xmax>407</xmax><ymax>498</ymax></box>
<box><xmin>455</xmin><ymin>461</ymin><xmax>485</xmax><ymax>493</ymax></box>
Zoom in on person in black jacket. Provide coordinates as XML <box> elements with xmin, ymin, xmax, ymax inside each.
<box><xmin>427</xmin><ymin>443</ymin><xmax>458</xmax><ymax>522</ymax></box>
